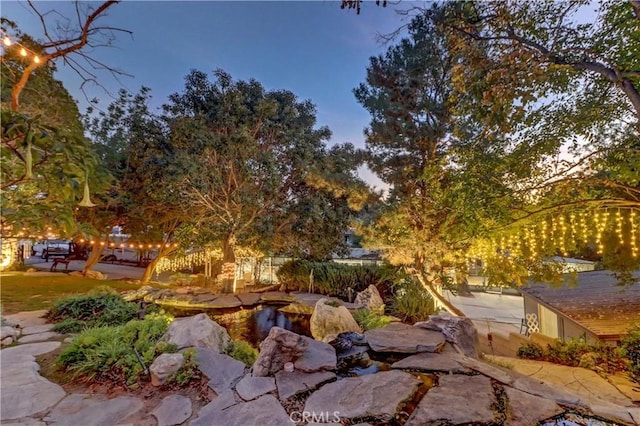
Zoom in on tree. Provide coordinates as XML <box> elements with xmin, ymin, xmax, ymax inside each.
<box><xmin>2</xmin><ymin>1</ymin><xmax>128</xmax><ymax>111</ymax></box>
<box><xmin>354</xmin><ymin>10</ymin><xmax>468</xmax><ymax>314</ymax></box>
<box><xmin>162</xmin><ymin>69</ymin><xmax>366</xmax><ymax>288</ymax></box>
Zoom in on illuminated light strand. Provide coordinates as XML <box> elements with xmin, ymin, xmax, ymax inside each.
<box><xmin>1</xmin><ymin>32</ymin><xmax>44</xmax><ymax>65</ymax></box>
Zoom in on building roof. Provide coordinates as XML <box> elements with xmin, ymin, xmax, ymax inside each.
<box><xmin>521</xmin><ymin>270</ymin><xmax>640</xmax><ymax>339</ymax></box>
<box><xmin>547</xmin><ymin>256</ymin><xmax>595</xmax><ymax>265</ymax></box>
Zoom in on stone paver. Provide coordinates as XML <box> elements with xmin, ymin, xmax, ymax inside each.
<box><xmin>365</xmin><ymin>323</ymin><xmax>445</xmax><ymax>353</ymax></box>
<box><xmin>235</xmin><ymin>374</ymin><xmax>277</xmax><ymax>401</ymax></box>
<box><xmin>193</xmin><ymin>390</ymin><xmax>237</xmax><ymax>422</ymax></box>
<box><xmin>236</xmin><ymin>292</ymin><xmax>262</xmax><ymax>306</ymax></box>
<box><xmin>206</xmin><ymin>294</ymin><xmax>242</xmax><ymax>309</ymax></box>
<box><xmin>43</xmin><ymin>394</ymin><xmax>144</xmax><ymax>425</ymax></box>
<box><xmin>3</xmin><ymin>310</ymin><xmax>49</xmax><ymax>328</ymax></box>
<box><xmin>193</xmin><ymin>395</ymin><xmax>292</xmax><ymax>426</ymax></box>
<box><xmin>195</xmin><ymin>348</ymin><xmax>246</xmax><ymax>393</ymax></box>
<box><xmin>20</xmin><ymin>324</ymin><xmax>53</xmax><ymax>335</ymax></box>
<box><xmin>406</xmin><ymin>374</ymin><xmax>498</xmax><ymax>425</ymax></box>
<box><xmin>18</xmin><ymin>332</ymin><xmax>60</xmax><ymax>344</ymax></box>
<box><xmin>504</xmin><ymin>387</ymin><xmax>564</xmax><ymax>426</ymax></box>
<box><xmin>391</xmin><ymin>352</ymin><xmax>471</xmax><ymax>373</ymax></box>
<box><xmin>493</xmin><ymin>356</ymin><xmax>634</xmax><ymax>407</ymax></box>
<box><xmin>275</xmin><ymin>370</ymin><xmax>336</xmax><ymax>400</ymax></box>
<box><xmin>151</xmin><ymin>395</ymin><xmax>192</xmax><ymax>426</ymax></box>
<box><xmin>304</xmin><ymin>370</ymin><xmax>420</xmax><ymax>421</ymax></box>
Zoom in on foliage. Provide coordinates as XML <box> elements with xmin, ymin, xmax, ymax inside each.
<box><xmin>225</xmin><ymin>340</ymin><xmax>259</xmax><ymax>367</ymax></box>
<box><xmin>276</xmin><ymin>260</ymin><xmax>397</xmax><ymax>300</ymax></box>
<box><xmin>387</xmin><ymin>277</ymin><xmax>436</xmax><ymax>323</ymax></box>
<box><xmin>352</xmin><ymin>308</ymin><xmax>393</xmax><ymax>331</ymax></box>
<box><xmin>46</xmin><ymin>290</ymin><xmax>138</xmax><ymax>329</ymax></box>
<box><xmin>517</xmin><ymin>338</ymin><xmax>630</xmax><ymax>377</ymax></box>
<box><xmin>0</xmin><ymin>274</ymin><xmax>141</xmax><ymax>315</ymax></box>
<box><xmin>51</xmin><ymin>318</ymin><xmax>87</xmax><ymax>334</ymax></box>
<box><xmin>621</xmin><ymin>325</ymin><xmax>640</xmax><ymax>383</ymax></box>
<box><xmin>172</xmin><ymin>348</ymin><xmax>200</xmax><ymax>386</ymax></box>
<box><xmin>56</xmin><ymin>317</ymin><xmax>170</xmax><ymax>387</ymax></box>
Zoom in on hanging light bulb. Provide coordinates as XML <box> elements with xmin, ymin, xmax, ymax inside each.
<box><xmin>33</xmin><ymin>56</ymin><xmax>40</xmax><ymax>63</ymax></box>
<box><xmin>78</xmin><ymin>169</ymin><xmax>97</xmax><ymax>207</ymax></box>
<box><xmin>20</xmin><ymin>48</ymin><xmax>27</xmax><ymax>57</ymax></box>
<box><xmin>3</xmin><ymin>36</ymin><xmax>11</xmax><ymax>46</ymax></box>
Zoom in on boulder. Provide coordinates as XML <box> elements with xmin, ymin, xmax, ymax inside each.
<box><xmin>150</xmin><ymin>353</ymin><xmax>184</xmax><ymax>386</ymax></box>
<box><xmin>415</xmin><ymin>313</ymin><xmax>479</xmax><ymax>358</ymax></box>
<box><xmin>294</xmin><ymin>337</ymin><xmax>336</xmax><ymax>373</ymax></box>
<box><xmin>310</xmin><ymin>298</ymin><xmax>361</xmax><ymax>341</ymax></box>
<box><xmin>121</xmin><ymin>286</ymin><xmax>157</xmax><ymax>302</ymax></box>
<box><xmin>391</xmin><ymin>352</ymin><xmax>471</xmax><ymax>374</ymax></box>
<box><xmin>365</xmin><ymin>323</ymin><xmax>445</xmax><ymax>353</ymax></box>
<box><xmin>252</xmin><ymin>327</ymin><xmax>309</xmax><ymax>377</ymax></box>
<box><xmin>84</xmin><ymin>270</ymin><xmax>106</xmax><ymax>280</ymax></box>
<box><xmin>162</xmin><ymin>313</ymin><xmax>230</xmax><ymax>352</ymax></box>
<box><xmin>1</xmin><ymin>326</ymin><xmax>20</xmax><ymax>346</ymax></box>
<box><xmin>354</xmin><ymin>285</ymin><xmax>384</xmax><ymax>312</ymax></box>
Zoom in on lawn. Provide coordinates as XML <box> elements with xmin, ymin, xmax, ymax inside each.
<box><xmin>0</xmin><ymin>273</ymin><xmax>141</xmax><ymax>315</ymax></box>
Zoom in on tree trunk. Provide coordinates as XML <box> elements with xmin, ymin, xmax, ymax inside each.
<box><xmin>82</xmin><ymin>235</ymin><xmax>108</xmax><ymax>275</ymax></box>
<box><xmin>221</xmin><ymin>233</ymin><xmax>236</xmax><ymax>292</ymax></box>
<box><xmin>413</xmin><ymin>269</ymin><xmax>466</xmax><ymax>317</ymax></box>
<box><xmin>140</xmin><ymin>245</ymin><xmax>176</xmax><ymax>283</ymax></box>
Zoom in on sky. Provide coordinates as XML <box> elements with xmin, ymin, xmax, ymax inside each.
<box><xmin>2</xmin><ymin>1</ymin><xmax>417</xmax><ymax>189</ymax></box>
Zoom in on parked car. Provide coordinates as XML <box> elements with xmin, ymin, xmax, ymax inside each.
<box><xmin>39</xmin><ymin>240</ymin><xmax>72</xmax><ymax>261</ymax></box>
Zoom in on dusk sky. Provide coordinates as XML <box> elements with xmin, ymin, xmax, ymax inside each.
<box><xmin>2</xmin><ymin>1</ymin><xmax>417</xmax><ymax>188</ymax></box>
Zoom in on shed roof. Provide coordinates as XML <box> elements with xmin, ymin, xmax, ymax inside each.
<box><xmin>521</xmin><ymin>270</ymin><xmax>640</xmax><ymax>339</ymax></box>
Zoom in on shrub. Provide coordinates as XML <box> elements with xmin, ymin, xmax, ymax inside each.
<box><xmin>226</xmin><ymin>340</ymin><xmax>259</xmax><ymax>366</ymax></box>
<box><xmin>621</xmin><ymin>325</ymin><xmax>640</xmax><ymax>383</ymax></box>
<box><xmin>516</xmin><ymin>342</ymin><xmax>544</xmax><ymax>359</ymax></box>
<box><xmin>276</xmin><ymin>260</ymin><xmax>397</xmax><ymax>300</ymax></box>
<box><xmin>388</xmin><ymin>278</ymin><xmax>436</xmax><ymax>323</ymax></box>
<box><xmin>172</xmin><ymin>348</ymin><xmax>200</xmax><ymax>386</ymax></box>
<box><xmin>56</xmin><ymin>317</ymin><xmax>171</xmax><ymax>387</ymax></box>
<box><xmin>47</xmin><ymin>289</ymin><xmax>138</xmax><ymax>329</ymax></box>
<box><xmin>51</xmin><ymin>318</ymin><xmax>86</xmax><ymax>334</ymax></box>
<box><xmin>352</xmin><ymin>308</ymin><xmax>393</xmax><ymax>331</ymax></box>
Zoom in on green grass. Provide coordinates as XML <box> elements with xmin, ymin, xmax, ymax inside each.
<box><xmin>0</xmin><ymin>274</ymin><xmax>141</xmax><ymax>314</ymax></box>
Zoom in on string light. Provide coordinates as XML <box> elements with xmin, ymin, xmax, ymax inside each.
<box><xmin>1</xmin><ymin>31</ymin><xmax>46</xmax><ymax>65</ymax></box>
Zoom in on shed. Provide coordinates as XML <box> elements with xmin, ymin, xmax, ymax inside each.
<box><xmin>520</xmin><ymin>270</ymin><xmax>640</xmax><ymax>345</ymax></box>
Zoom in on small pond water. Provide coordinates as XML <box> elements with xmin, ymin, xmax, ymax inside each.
<box><xmin>542</xmin><ymin>413</ymin><xmax>621</xmax><ymax>426</ymax></box>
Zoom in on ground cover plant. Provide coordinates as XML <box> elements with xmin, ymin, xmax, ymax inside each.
<box><xmin>225</xmin><ymin>339</ymin><xmax>259</xmax><ymax>366</ymax></box>
<box><xmin>0</xmin><ymin>274</ymin><xmax>140</xmax><ymax>314</ymax></box>
<box><xmin>46</xmin><ymin>286</ymin><xmax>139</xmax><ymax>333</ymax></box>
<box><xmin>517</xmin><ymin>329</ymin><xmax>640</xmax><ymax>383</ymax></box>
<box><xmin>352</xmin><ymin>308</ymin><xmax>393</xmax><ymax>331</ymax></box>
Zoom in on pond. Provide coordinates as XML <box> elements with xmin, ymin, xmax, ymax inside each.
<box><xmin>542</xmin><ymin>413</ymin><xmax>621</xmax><ymax>426</ymax></box>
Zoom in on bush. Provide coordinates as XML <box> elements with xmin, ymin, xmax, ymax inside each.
<box><xmin>621</xmin><ymin>325</ymin><xmax>640</xmax><ymax>383</ymax></box>
<box><xmin>172</xmin><ymin>348</ymin><xmax>200</xmax><ymax>386</ymax></box>
<box><xmin>388</xmin><ymin>278</ymin><xmax>436</xmax><ymax>323</ymax></box>
<box><xmin>52</xmin><ymin>318</ymin><xmax>86</xmax><ymax>334</ymax></box>
<box><xmin>276</xmin><ymin>260</ymin><xmax>397</xmax><ymax>300</ymax></box>
<box><xmin>47</xmin><ymin>288</ymin><xmax>138</xmax><ymax>329</ymax></box>
<box><xmin>516</xmin><ymin>342</ymin><xmax>544</xmax><ymax>359</ymax></box>
<box><xmin>352</xmin><ymin>308</ymin><xmax>393</xmax><ymax>331</ymax></box>
<box><xmin>226</xmin><ymin>340</ymin><xmax>259</xmax><ymax>366</ymax></box>
<box><xmin>56</xmin><ymin>317</ymin><xmax>171</xmax><ymax>387</ymax></box>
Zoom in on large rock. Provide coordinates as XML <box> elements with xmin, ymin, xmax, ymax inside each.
<box><xmin>151</xmin><ymin>395</ymin><xmax>192</xmax><ymax>426</ymax></box>
<box><xmin>364</xmin><ymin>323</ymin><xmax>445</xmax><ymax>353</ymax></box>
<box><xmin>150</xmin><ymin>353</ymin><xmax>184</xmax><ymax>386</ymax></box>
<box><xmin>310</xmin><ymin>298</ymin><xmax>361</xmax><ymax>341</ymax></box>
<box><xmin>275</xmin><ymin>370</ymin><xmax>336</xmax><ymax>400</ymax></box>
<box><xmin>354</xmin><ymin>285</ymin><xmax>384</xmax><ymax>312</ymax></box>
<box><xmin>252</xmin><ymin>327</ymin><xmax>309</xmax><ymax>377</ymax></box>
<box><xmin>162</xmin><ymin>313</ymin><xmax>230</xmax><ymax>352</ymax></box>
<box><xmin>84</xmin><ymin>270</ymin><xmax>106</xmax><ymax>280</ymax></box>
<box><xmin>405</xmin><ymin>375</ymin><xmax>498</xmax><ymax>425</ymax></box>
<box><xmin>415</xmin><ymin>313</ymin><xmax>480</xmax><ymax>358</ymax></box>
<box><xmin>1</xmin><ymin>326</ymin><xmax>20</xmax><ymax>346</ymax></box>
<box><xmin>196</xmin><ymin>348</ymin><xmax>246</xmax><ymax>394</ymax></box>
<box><xmin>304</xmin><ymin>370</ymin><xmax>420</xmax><ymax>421</ymax></box>
<box><xmin>294</xmin><ymin>337</ymin><xmax>336</xmax><ymax>373</ymax></box>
